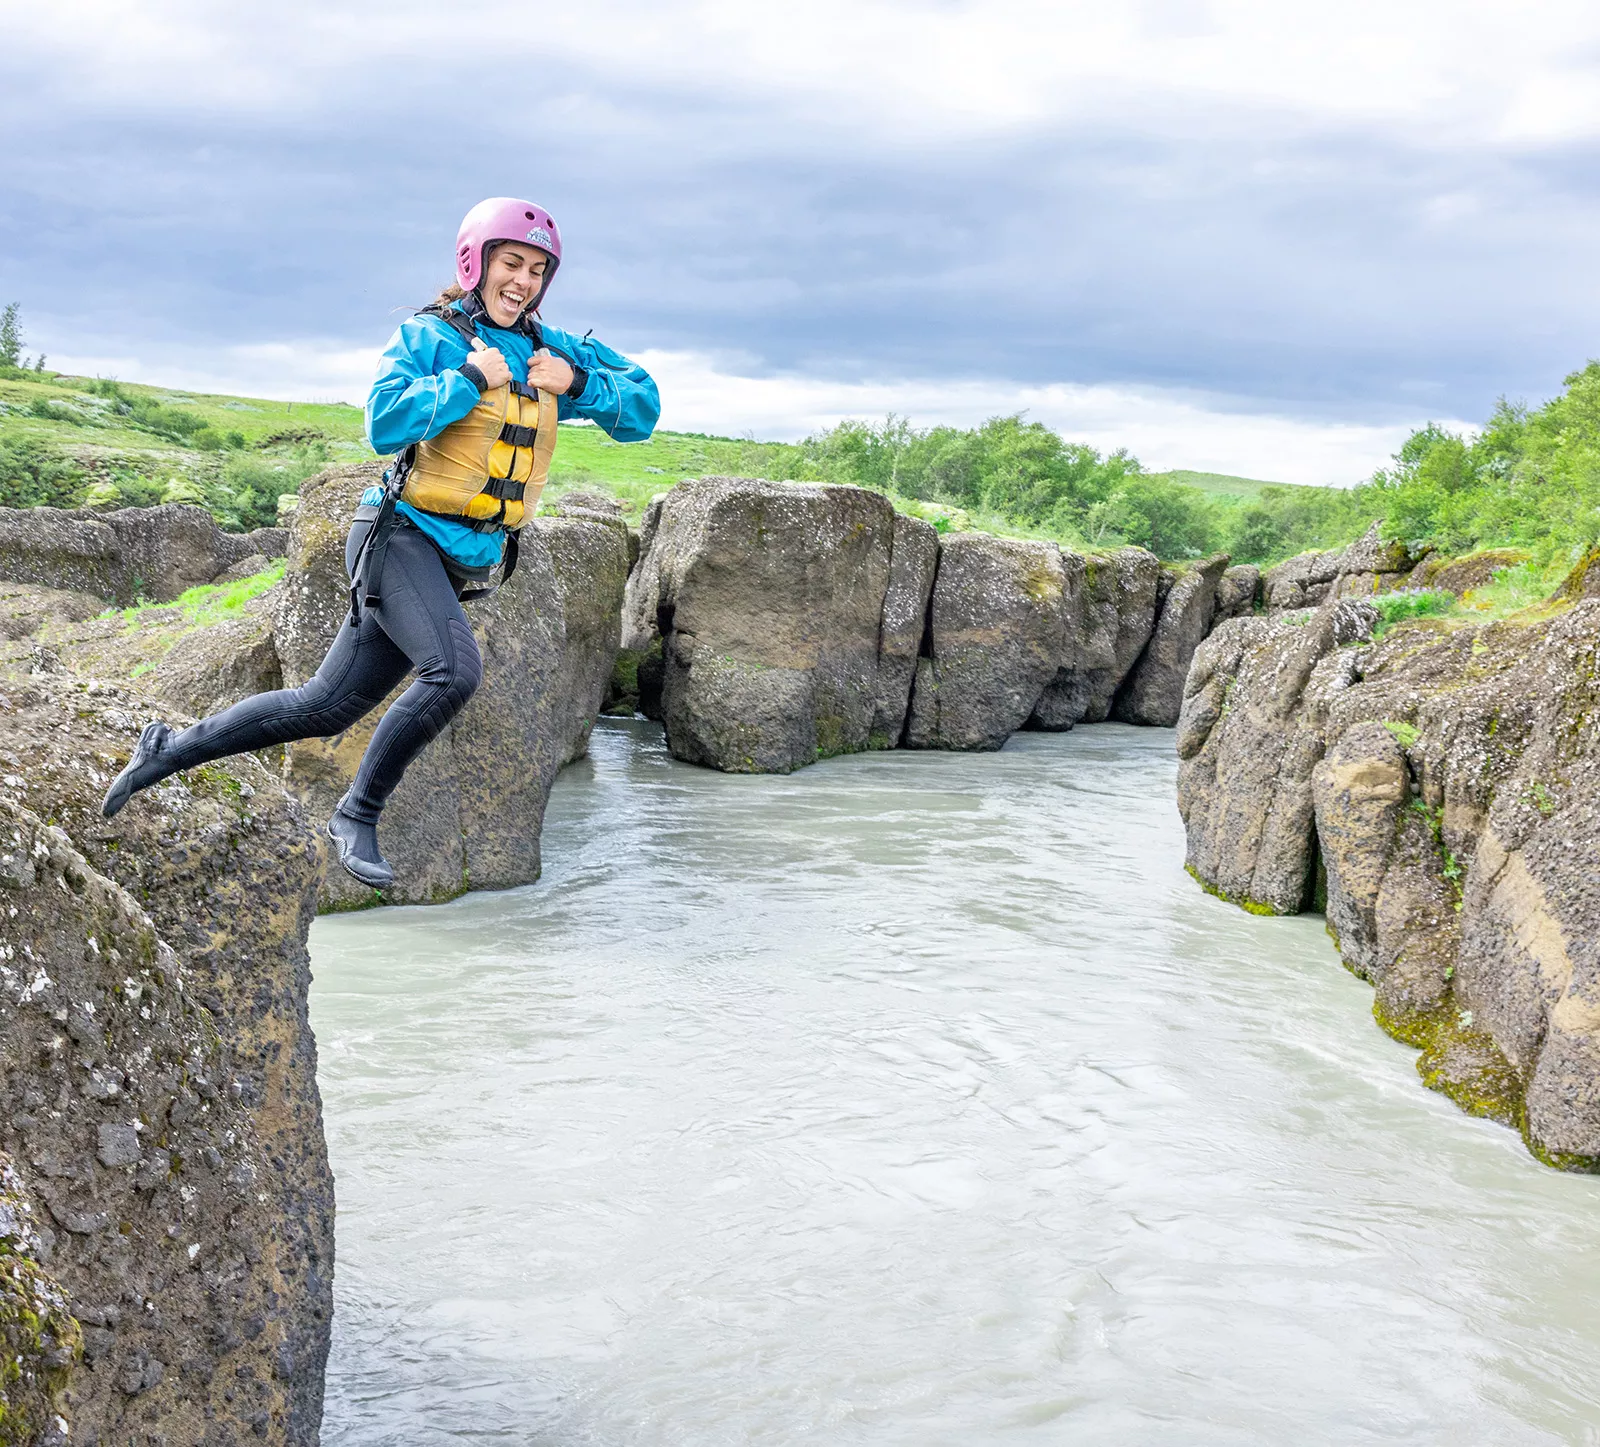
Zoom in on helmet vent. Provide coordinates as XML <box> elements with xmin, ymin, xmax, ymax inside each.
<box><xmin>525</xmin><ymin>211</ymin><xmax>536</xmax><ymax>219</ymax></box>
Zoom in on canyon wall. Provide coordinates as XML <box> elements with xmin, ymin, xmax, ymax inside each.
<box><xmin>1178</xmin><ymin>562</ymin><xmax>1600</xmax><ymax>1170</ymax></box>
<box><xmin>620</xmin><ymin>476</ymin><xmax>1257</xmax><ymax>773</ymax></box>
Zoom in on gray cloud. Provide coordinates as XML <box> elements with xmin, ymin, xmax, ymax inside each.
<box><xmin>2</xmin><ymin>24</ymin><xmax>1598</xmax><ymax>428</ymax></box>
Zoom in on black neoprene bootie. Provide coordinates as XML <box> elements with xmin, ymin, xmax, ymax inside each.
<box><xmin>101</xmin><ymin>721</ymin><xmax>175</xmax><ymax>818</ymax></box>
<box><xmin>326</xmin><ymin>805</ymin><xmax>395</xmax><ymax>889</ymax></box>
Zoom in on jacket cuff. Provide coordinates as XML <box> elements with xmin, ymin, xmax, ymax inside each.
<box><xmin>565</xmin><ymin>364</ymin><xmax>591</xmax><ymax>399</ymax></box>
<box><xmin>458</xmin><ymin>361</ymin><xmax>490</xmax><ymax>393</ymax></box>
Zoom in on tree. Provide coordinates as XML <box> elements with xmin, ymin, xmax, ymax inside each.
<box><xmin>0</xmin><ymin>303</ymin><xmax>20</xmax><ymax>367</ymax></box>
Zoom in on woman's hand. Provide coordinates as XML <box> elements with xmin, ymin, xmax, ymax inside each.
<box><xmin>465</xmin><ymin>346</ymin><xmax>512</xmax><ymax>390</ymax></box>
<box><xmin>527</xmin><ymin>348</ymin><xmax>575</xmax><ymax>395</ymax></box>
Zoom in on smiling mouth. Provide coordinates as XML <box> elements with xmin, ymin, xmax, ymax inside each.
<box><xmin>498</xmin><ymin>289</ymin><xmax>527</xmax><ymax>310</ymax></box>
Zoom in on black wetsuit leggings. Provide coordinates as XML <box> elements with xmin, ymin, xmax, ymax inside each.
<box><xmin>153</xmin><ymin>519</ymin><xmax>483</xmax><ymax>824</ymax></box>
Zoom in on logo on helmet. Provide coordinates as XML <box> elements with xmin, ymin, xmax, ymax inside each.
<box><xmin>526</xmin><ymin>227</ymin><xmax>553</xmax><ymax>248</ymax></box>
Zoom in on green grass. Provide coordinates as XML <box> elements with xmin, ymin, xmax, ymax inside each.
<box><xmin>111</xmin><ymin>561</ymin><xmax>286</xmax><ymax>629</ymax></box>
<box><xmin>1145</xmin><ymin>469</ymin><xmax>1300</xmax><ymax>499</ymax></box>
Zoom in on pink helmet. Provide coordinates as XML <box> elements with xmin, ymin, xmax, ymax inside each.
<box><xmin>455</xmin><ymin>197</ymin><xmax>563</xmax><ymax>306</ymax></box>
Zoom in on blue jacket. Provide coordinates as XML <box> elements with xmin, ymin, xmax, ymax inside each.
<box><xmin>365</xmin><ymin>301</ymin><xmax>659</xmax><ymax>565</ymax></box>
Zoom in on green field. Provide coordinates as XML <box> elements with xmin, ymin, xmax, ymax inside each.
<box><xmin>0</xmin><ymin>362</ymin><xmax>1375</xmax><ymax>564</ymax></box>
<box><xmin>1145</xmin><ymin>469</ymin><xmax>1296</xmax><ymax>499</ymax></box>
<box><xmin>0</xmin><ymin>366</ymin><xmax>890</xmax><ymax>526</ymax></box>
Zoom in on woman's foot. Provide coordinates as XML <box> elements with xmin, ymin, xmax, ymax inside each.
<box><xmin>325</xmin><ymin>806</ymin><xmax>395</xmax><ymax>889</ymax></box>
<box><xmin>101</xmin><ymin>722</ymin><xmax>175</xmax><ymax>818</ymax></box>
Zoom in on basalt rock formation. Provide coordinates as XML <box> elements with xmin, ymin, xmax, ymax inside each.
<box><xmin>621</xmin><ymin>477</ymin><xmax>937</xmax><ymax>771</ymax></box>
<box><xmin>1113</xmin><ymin>553</ymin><xmax>1232</xmax><ymax>728</ymax></box>
<box><xmin>622</xmin><ymin>480</ymin><xmax>1213</xmax><ymax>771</ymax></box>
<box><xmin>1</xmin><ymin>673</ymin><xmax>330</xmax><ymax>1444</ymax></box>
<box><xmin>1178</xmin><ymin>579</ymin><xmax>1600</xmax><ymax>1170</ymax></box>
<box><xmin>0</xmin><ymin>502</ymin><xmax>287</xmax><ymax>606</ymax></box>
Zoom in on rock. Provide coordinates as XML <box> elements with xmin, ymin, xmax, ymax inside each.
<box><xmin>906</xmin><ymin>533</ymin><xmax>1070</xmax><ymax>750</ymax></box>
<box><xmin>276</xmin><ymin>464</ymin><xmax>629</xmax><ymax>906</ymax></box>
<box><xmin>869</xmin><ymin>512</ymin><xmax>939</xmax><ymax>746</ymax></box>
<box><xmin>0</xmin><ymin>677</ymin><xmax>330</xmax><ymax>1443</ymax></box>
<box><xmin>1113</xmin><ymin>553</ymin><xmax>1230</xmax><ymax>727</ymax></box>
<box><xmin>1028</xmin><ymin>546</ymin><xmax>1161</xmax><ymax>730</ymax></box>
<box><xmin>1180</xmin><ymin>576</ymin><xmax>1600</xmax><ymax>1168</ymax></box>
<box><xmin>0</xmin><ymin>1154</ymin><xmax>80</xmax><ymax>1447</ymax></box>
<box><xmin>1550</xmin><ymin>543</ymin><xmax>1600</xmax><ymax>604</ymax></box>
<box><xmin>0</xmin><ymin>503</ymin><xmax>287</xmax><ymax>605</ymax></box>
<box><xmin>0</xmin><ymin>581</ymin><xmax>104</xmax><ymax>641</ymax></box>
<box><xmin>144</xmin><ymin>598</ymin><xmax>284</xmax><ymax>718</ymax></box>
<box><xmin>1177</xmin><ymin>598</ymin><xmax>1379</xmax><ymax>914</ymax></box>
<box><xmin>1410</xmin><ymin>548</ymin><xmax>1528</xmax><ymax>598</ymax></box>
<box><xmin>1261</xmin><ymin>548</ymin><xmax>1344</xmax><ymax>612</ymax></box>
<box><xmin>212</xmin><ymin>552</ymin><xmax>277</xmax><ymax>585</ymax></box>
<box><xmin>1213</xmin><ymin>564</ymin><xmax>1260</xmax><ymax>621</ymax></box>
<box><xmin>94</xmin><ymin>1123</ymin><xmax>142</xmax><ymax>1168</ymax></box>
<box><xmin>625</xmin><ymin>477</ymin><xmax>916</xmax><ymax>772</ymax></box>
<box><xmin>1262</xmin><ymin>524</ymin><xmax>1428</xmax><ymax>612</ymax></box>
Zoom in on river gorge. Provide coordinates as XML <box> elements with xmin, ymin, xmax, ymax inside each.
<box><xmin>313</xmin><ymin>721</ymin><xmax>1600</xmax><ymax>1445</ymax></box>
<box><xmin>4</xmin><ymin>481</ymin><xmax>1598</xmax><ymax>1443</ymax></box>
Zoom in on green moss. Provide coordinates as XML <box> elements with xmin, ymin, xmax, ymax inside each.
<box><xmin>608</xmin><ymin>648</ymin><xmax>641</xmax><ymax>700</ymax></box>
<box><xmin>0</xmin><ymin>1198</ymin><xmax>81</xmax><ymax>1446</ymax></box>
<box><xmin>1409</xmin><ymin>798</ymin><xmax>1463</xmax><ymax>909</ymax></box>
<box><xmin>1185</xmin><ymin>863</ymin><xmax>1288</xmax><ymax>916</ymax></box>
<box><xmin>1383</xmin><ymin>719</ymin><xmax>1420</xmax><ymax>750</ymax></box>
<box><xmin>814</xmin><ymin>713</ymin><xmax>851</xmax><ymax>760</ymax></box>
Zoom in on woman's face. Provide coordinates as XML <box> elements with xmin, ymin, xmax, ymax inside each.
<box><xmin>480</xmin><ymin>243</ymin><xmax>550</xmax><ymax>326</ymax></box>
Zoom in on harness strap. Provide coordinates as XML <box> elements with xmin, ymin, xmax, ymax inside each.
<box><xmin>347</xmin><ymin>456</ymin><xmax>410</xmax><ymax>626</ymax></box>
<box><xmin>499</xmin><ymin>422</ymin><xmax>538</xmax><ymax>448</ymax></box>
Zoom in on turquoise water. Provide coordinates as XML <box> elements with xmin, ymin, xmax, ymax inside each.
<box><xmin>312</xmin><ymin>721</ymin><xmax>1600</xmax><ymax>1445</ymax></box>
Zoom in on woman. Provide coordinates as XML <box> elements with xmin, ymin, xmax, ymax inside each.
<box><xmin>102</xmin><ymin>197</ymin><xmax>660</xmax><ymax>888</ymax></box>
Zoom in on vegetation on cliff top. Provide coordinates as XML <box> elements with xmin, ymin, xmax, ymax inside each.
<box><xmin>6</xmin><ymin>294</ymin><xmax>1600</xmax><ymax>570</ymax></box>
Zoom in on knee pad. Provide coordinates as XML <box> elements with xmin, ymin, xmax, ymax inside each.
<box><xmin>444</xmin><ymin>619</ymin><xmax>483</xmax><ymax>706</ymax></box>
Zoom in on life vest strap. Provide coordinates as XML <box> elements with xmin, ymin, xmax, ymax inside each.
<box><xmin>479</xmin><ymin>475</ymin><xmax>525</xmax><ymax>502</ymax></box>
<box><xmin>499</xmin><ymin>422</ymin><xmax>539</xmax><ymax>448</ymax></box>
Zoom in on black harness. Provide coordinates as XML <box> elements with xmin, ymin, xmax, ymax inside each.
<box><xmin>347</xmin><ymin>294</ymin><xmax>540</xmax><ymax>626</ymax></box>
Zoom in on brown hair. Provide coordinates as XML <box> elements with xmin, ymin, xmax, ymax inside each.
<box><xmin>428</xmin><ymin>282</ymin><xmax>467</xmax><ymax>309</ymax></box>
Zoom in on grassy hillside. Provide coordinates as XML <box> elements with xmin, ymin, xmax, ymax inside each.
<box><xmin>1145</xmin><ymin>469</ymin><xmax>1293</xmax><ymax>499</ymax></box>
<box><xmin>0</xmin><ymin>360</ymin><xmax>1394</xmax><ymax>566</ymax></box>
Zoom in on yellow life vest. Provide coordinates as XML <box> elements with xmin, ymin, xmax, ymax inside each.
<box><xmin>400</xmin><ymin>379</ymin><xmax>558</xmax><ymax>531</ymax></box>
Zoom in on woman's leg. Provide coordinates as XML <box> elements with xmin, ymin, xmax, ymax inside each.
<box><xmin>338</xmin><ymin>524</ymin><xmax>483</xmax><ymax>825</ymax></box>
<box><xmin>101</xmin><ymin>520</ymin><xmax>413</xmax><ymax>817</ymax></box>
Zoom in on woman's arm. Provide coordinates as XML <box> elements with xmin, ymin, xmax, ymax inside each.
<box><xmin>542</xmin><ymin>328</ymin><xmax>661</xmax><ymax>443</ymax></box>
<box><xmin>365</xmin><ymin>315</ymin><xmax>488</xmax><ymax>456</ymax></box>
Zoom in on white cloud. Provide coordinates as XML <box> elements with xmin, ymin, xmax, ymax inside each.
<box><xmin>48</xmin><ymin>339</ymin><xmax>1441</xmax><ymax>486</ymax></box>
<box><xmin>14</xmin><ymin>0</ymin><xmax>1600</xmax><ymax>145</ymax></box>
<box><xmin>637</xmin><ymin>349</ymin><xmax>1439</xmax><ymax>485</ymax></box>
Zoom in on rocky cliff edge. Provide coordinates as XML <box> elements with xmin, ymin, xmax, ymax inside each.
<box><xmin>1178</xmin><ymin>575</ymin><xmax>1600</xmax><ymax>1170</ymax></box>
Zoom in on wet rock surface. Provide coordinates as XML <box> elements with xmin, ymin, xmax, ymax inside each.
<box><xmin>0</xmin><ymin>675</ymin><xmax>330</xmax><ymax>1443</ymax></box>
<box><xmin>1178</xmin><ymin>588</ymin><xmax>1600</xmax><ymax>1169</ymax></box>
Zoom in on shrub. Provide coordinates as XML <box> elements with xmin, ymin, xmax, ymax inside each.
<box><xmin>0</xmin><ymin>435</ymin><xmax>87</xmax><ymax>508</ymax></box>
<box><xmin>1371</xmin><ymin>589</ymin><xmax>1456</xmax><ymax>634</ymax></box>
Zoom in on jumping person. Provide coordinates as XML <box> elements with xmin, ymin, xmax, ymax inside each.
<box><xmin>101</xmin><ymin>197</ymin><xmax>660</xmax><ymax>887</ymax></box>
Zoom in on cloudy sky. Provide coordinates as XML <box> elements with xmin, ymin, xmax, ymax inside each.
<box><xmin>4</xmin><ymin>0</ymin><xmax>1600</xmax><ymax>482</ymax></box>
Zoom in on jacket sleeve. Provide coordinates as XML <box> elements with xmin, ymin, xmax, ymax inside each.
<box><xmin>365</xmin><ymin>316</ymin><xmax>486</xmax><ymax>456</ymax></box>
<box><xmin>546</xmin><ymin>331</ymin><xmax>660</xmax><ymax>442</ymax></box>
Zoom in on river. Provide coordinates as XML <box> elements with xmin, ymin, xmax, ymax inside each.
<box><xmin>311</xmin><ymin>720</ymin><xmax>1600</xmax><ymax>1445</ymax></box>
